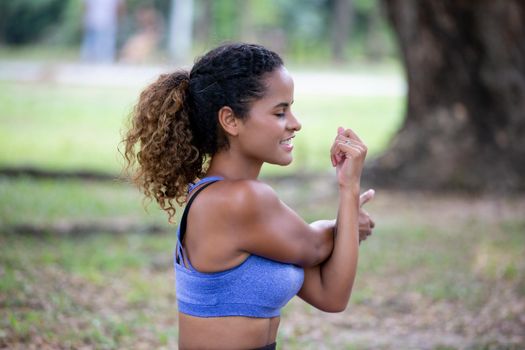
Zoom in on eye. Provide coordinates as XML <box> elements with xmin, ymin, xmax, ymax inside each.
<box><xmin>275</xmin><ymin>112</ymin><xmax>286</xmax><ymax>118</ymax></box>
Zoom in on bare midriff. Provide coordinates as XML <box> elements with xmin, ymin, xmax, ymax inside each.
<box><xmin>178</xmin><ymin>313</ymin><xmax>280</xmax><ymax>349</ymax></box>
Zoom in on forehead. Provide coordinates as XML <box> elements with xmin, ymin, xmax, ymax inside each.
<box><xmin>261</xmin><ymin>66</ymin><xmax>294</xmax><ymax>101</ymax></box>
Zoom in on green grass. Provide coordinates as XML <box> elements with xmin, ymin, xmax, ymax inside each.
<box><xmin>1</xmin><ymin>176</ymin><xmax>524</xmax><ymax>348</ymax></box>
<box><xmin>0</xmin><ymin>231</ymin><xmax>179</xmax><ymax>349</ymax></box>
<box><xmin>0</xmin><ymin>45</ymin><xmax>81</xmax><ymax>62</ymax></box>
<box><xmin>0</xmin><ymin>82</ymin><xmax>138</xmax><ymax>173</ymax></box>
<box><xmin>0</xmin><ymin>176</ymin><xmax>171</xmax><ymax>226</ymax></box>
<box><xmin>0</xmin><ymin>81</ymin><xmax>404</xmax><ymax>175</ymax></box>
<box><xmin>1</xmin><ymin>77</ymin><xmax>523</xmax><ymax>348</ymax></box>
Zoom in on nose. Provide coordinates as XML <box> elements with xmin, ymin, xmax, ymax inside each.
<box><xmin>287</xmin><ymin>111</ymin><xmax>302</xmax><ymax>132</ymax></box>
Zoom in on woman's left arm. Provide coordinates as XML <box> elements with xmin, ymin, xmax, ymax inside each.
<box><xmin>297</xmin><ymin>128</ymin><xmax>373</xmax><ymax>312</ymax></box>
<box><xmin>299</xmin><ymin>196</ymin><xmax>374</xmax><ymax>312</ymax></box>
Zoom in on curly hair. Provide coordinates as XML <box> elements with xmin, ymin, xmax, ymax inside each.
<box><xmin>121</xmin><ymin>43</ymin><xmax>283</xmax><ymax>221</ymax></box>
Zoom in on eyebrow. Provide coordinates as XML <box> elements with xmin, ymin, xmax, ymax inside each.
<box><xmin>273</xmin><ymin>100</ymin><xmax>294</xmax><ymax>109</ymax></box>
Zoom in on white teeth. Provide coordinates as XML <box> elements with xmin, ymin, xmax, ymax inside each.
<box><xmin>280</xmin><ymin>136</ymin><xmax>295</xmax><ymax>145</ymax></box>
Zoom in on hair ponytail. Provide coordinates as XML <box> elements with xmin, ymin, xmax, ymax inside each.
<box><xmin>121</xmin><ymin>43</ymin><xmax>284</xmax><ymax>221</ymax></box>
<box><xmin>122</xmin><ymin>71</ymin><xmax>204</xmax><ymax>221</ymax></box>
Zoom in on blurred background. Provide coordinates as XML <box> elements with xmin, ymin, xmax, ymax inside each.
<box><xmin>0</xmin><ymin>0</ymin><xmax>524</xmax><ymax>349</ymax></box>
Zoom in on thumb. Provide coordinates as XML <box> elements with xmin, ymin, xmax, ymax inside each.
<box><xmin>360</xmin><ymin>189</ymin><xmax>375</xmax><ymax>207</ymax></box>
<box><xmin>338</xmin><ymin>126</ymin><xmax>344</xmax><ymax>135</ymax></box>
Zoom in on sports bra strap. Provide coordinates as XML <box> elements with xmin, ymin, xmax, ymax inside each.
<box><xmin>188</xmin><ymin>176</ymin><xmax>224</xmax><ymax>193</ymax></box>
<box><xmin>176</xmin><ymin>178</ymin><xmax>221</xmax><ymax>264</ymax></box>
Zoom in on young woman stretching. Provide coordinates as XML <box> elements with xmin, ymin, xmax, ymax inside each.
<box><xmin>122</xmin><ymin>43</ymin><xmax>374</xmax><ymax>349</ymax></box>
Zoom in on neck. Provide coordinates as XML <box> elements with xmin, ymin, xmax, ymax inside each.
<box><xmin>206</xmin><ymin>149</ymin><xmax>263</xmax><ymax>180</ymax></box>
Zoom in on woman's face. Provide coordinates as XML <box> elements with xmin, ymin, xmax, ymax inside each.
<box><xmin>236</xmin><ymin>66</ymin><xmax>302</xmax><ymax>166</ymax></box>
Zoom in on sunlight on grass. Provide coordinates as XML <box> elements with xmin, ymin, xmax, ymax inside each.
<box><xmin>0</xmin><ymin>177</ymin><xmax>173</xmax><ymax>226</ymax></box>
<box><xmin>0</xmin><ymin>82</ymin><xmax>138</xmax><ymax>172</ymax></box>
<box><xmin>0</xmin><ymin>81</ymin><xmax>403</xmax><ymax>175</ymax></box>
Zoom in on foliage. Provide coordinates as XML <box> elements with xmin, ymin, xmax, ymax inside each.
<box><xmin>0</xmin><ymin>0</ymin><xmax>66</xmax><ymax>44</ymax></box>
<box><xmin>0</xmin><ymin>0</ymin><xmax>397</xmax><ymax>63</ymax></box>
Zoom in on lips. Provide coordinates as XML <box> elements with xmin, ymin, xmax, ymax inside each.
<box><xmin>279</xmin><ymin>135</ymin><xmax>295</xmax><ymax>145</ymax></box>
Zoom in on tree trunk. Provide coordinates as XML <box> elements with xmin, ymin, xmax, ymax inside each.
<box><xmin>331</xmin><ymin>0</ymin><xmax>353</xmax><ymax>62</ymax></box>
<box><xmin>238</xmin><ymin>0</ymin><xmax>255</xmax><ymax>43</ymax></box>
<box><xmin>368</xmin><ymin>0</ymin><xmax>525</xmax><ymax>192</ymax></box>
<box><xmin>195</xmin><ymin>0</ymin><xmax>212</xmax><ymax>46</ymax></box>
<box><xmin>169</xmin><ymin>0</ymin><xmax>194</xmax><ymax>63</ymax></box>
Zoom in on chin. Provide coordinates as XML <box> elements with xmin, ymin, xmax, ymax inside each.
<box><xmin>274</xmin><ymin>156</ymin><xmax>293</xmax><ymax>166</ymax></box>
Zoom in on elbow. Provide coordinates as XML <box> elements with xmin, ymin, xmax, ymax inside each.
<box><xmin>317</xmin><ymin>290</ymin><xmax>353</xmax><ymax>313</ymax></box>
<box><xmin>318</xmin><ymin>301</ymin><xmax>348</xmax><ymax>313</ymax></box>
<box><xmin>296</xmin><ymin>224</ymin><xmax>334</xmax><ymax>267</ymax></box>
<box><xmin>298</xmin><ymin>255</ymin><xmax>320</xmax><ymax>268</ymax></box>
<box><xmin>300</xmin><ymin>246</ymin><xmax>331</xmax><ymax>267</ymax></box>
<box><xmin>295</xmin><ymin>241</ymin><xmax>328</xmax><ymax>267</ymax></box>
<box><xmin>303</xmin><ymin>233</ymin><xmax>333</xmax><ymax>267</ymax></box>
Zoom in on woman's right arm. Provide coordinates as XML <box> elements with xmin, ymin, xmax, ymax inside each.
<box><xmin>230</xmin><ymin>180</ymin><xmax>335</xmax><ymax>267</ymax></box>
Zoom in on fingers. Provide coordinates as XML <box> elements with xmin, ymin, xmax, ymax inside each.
<box><xmin>358</xmin><ymin>207</ymin><xmax>375</xmax><ymax>244</ymax></box>
<box><xmin>360</xmin><ymin>209</ymin><xmax>375</xmax><ymax>229</ymax></box>
<box><xmin>332</xmin><ymin>141</ymin><xmax>367</xmax><ymax>165</ymax></box>
<box><xmin>359</xmin><ymin>227</ymin><xmax>371</xmax><ymax>243</ymax></box>
<box><xmin>334</xmin><ymin>137</ymin><xmax>367</xmax><ymax>154</ymax></box>
<box><xmin>331</xmin><ymin>127</ymin><xmax>366</xmax><ymax>167</ymax></box>
<box><xmin>359</xmin><ymin>225</ymin><xmax>372</xmax><ymax>243</ymax></box>
<box><xmin>339</xmin><ymin>126</ymin><xmax>363</xmax><ymax>143</ymax></box>
<box><xmin>331</xmin><ymin>140</ymin><xmax>361</xmax><ymax>166</ymax></box>
<box><xmin>360</xmin><ymin>189</ymin><xmax>375</xmax><ymax>207</ymax></box>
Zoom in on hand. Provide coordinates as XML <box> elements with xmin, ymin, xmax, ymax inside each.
<box><xmin>330</xmin><ymin>127</ymin><xmax>367</xmax><ymax>190</ymax></box>
<box><xmin>359</xmin><ymin>189</ymin><xmax>375</xmax><ymax>243</ymax></box>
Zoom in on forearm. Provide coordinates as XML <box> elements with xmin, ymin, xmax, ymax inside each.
<box><xmin>299</xmin><ymin>188</ymin><xmax>360</xmax><ymax>311</ymax></box>
<box><xmin>319</xmin><ymin>188</ymin><xmax>360</xmax><ymax>301</ymax></box>
<box><xmin>299</xmin><ymin>125</ymin><xmax>366</xmax><ymax>311</ymax></box>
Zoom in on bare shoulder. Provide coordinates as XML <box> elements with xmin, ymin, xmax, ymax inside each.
<box><xmin>189</xmin><ymin>179</ymin><xmax>279</xmax><ymax>221</ymax></box>
<box><xmin>223</xmin><ymin>180</ymin><xmax>280</xmax><ymax>214</ymax></box>
<box><xmin>211</xmin><ymin>179</ymin><xmax>280</xmax><ymax>216</ymax></box>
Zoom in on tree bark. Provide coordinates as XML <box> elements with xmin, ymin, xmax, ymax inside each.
<box><xmin>368</xmin><ymin>0</ymin><xmax>525</xmax><ymax>192</ymax></box>
<box><xmin>169</xmin><ymin>0</ymin><xmax>194</xmax><ymax>63</ymax></box>
<box><xmin>332</xmin><ymin>0</ymin><xmax>353</xmax><ymax>62</ymax></box>
<box><xmin>194</xmin><ymin>0</ymin><xmax>212</xmax><ymax>46</ymax></box>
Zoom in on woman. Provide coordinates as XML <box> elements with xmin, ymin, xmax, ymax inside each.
<box><xmin>122</xmin><ymin>43</ymin><xmax>374</xmax><ymax>349</ymax></box>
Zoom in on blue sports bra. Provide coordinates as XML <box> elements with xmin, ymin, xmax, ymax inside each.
<box><xmin>174</xmin><ymin>177</ymin><xmax>304</xmax><ymax>318</ymax></box>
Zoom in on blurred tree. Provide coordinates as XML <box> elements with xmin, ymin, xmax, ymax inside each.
<box><xmin>0</xmin><ymin>0</ymin><xmax>65</xmax><ymax>44</ymax></box>
<box><xmin>211</xmin><ymin>0</ymin><xmax>240</xmax><ymax>43</ymax></box>
<box><xmin>0</xmin><ymin>0</ymin><xmax>398</xmax><ymax>63</ymax></box>
<box><xmin>369</xmin><ymin>0</ymin><xmax>525</xmax><ymax>192</ymax></box>
<box><xmin>331</xmin><ymin>0</ymin><xmax>353</xmax><ymax>62</ymax></box>
<box><xmin>169</xmin><ymin>0</ymin><xmax>194</xmax><ymax>62</ymax></box>
<box><xmin>275</xmin><ymin>0</ymin><xmax>330</xmax><ymax>61</ymax></box>
<box><xmin>194</xmin><ymin>0</ymin><xmax>213</xmax><ymax>46</ymax></box>
<box><xmin>359</xmin><ymin>0</ymin><xmax>386</xmax><ymax>61</ymax></box>
<box><xmin>239</xmin><ymin>0</ymin><xmax>255</xmax><ymax>43</ymax></box>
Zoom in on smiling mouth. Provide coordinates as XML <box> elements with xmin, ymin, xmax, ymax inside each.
<box><xmin>280</xmin><ymin>136</ymin><xmax>295</xmax><ymax>145</ymax></box>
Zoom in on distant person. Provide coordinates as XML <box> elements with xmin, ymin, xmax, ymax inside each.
<box><xmin>122</xmin><ymin>43</ymin><xmax>375</xmax><ymax>349</ymax></box>
<box><xmin>120</xmin><ymin>5</ymin><xmax>162</xmax><ymax>63</ymax></box>
<box><xmin>81</xmin><ymin>0</ymin><xmax>125</xmax><ymax>63</ymax></box>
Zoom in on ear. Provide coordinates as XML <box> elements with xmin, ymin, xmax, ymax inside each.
<box><xmin>217</xmin><ymin>106</ymin><xmax>240</xmax><ymax>137</ymax></box>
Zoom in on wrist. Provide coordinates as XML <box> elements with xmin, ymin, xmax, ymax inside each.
<box><xmin>338</xmin><ymin>183</ymin><xmax>361</xmax><ymax>197</ymax></box>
